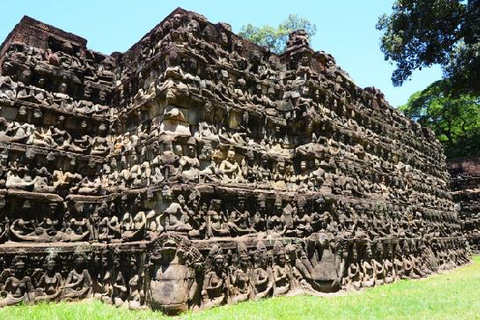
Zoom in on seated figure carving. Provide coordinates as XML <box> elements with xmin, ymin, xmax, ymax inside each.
<box><xmin>228</xmin><ymin>243</ymin><xmax>252</xmax><ymax>303</ymax></box>
<box><xmin>0</xmin><ymin>255</ymin><xmax>34</xmax><ymax>307</ymax></box>
<box><xmin>202</xmin><ymin>245</ymin><xmax>227</xmax><ymax>309</ymax></box>
<box><xmin>218</xmin><ymin>147</ymin><xmax>244</xmax><ymax>183</ymax></box>
<box><xmin>34</xmin><ymin>253</ymin><xmax>63</xmax><ymax>302</ymax></box>
<box><xmin>251</xmin><ymin>242</ymin><xmax>273</xmax><ymax>300</ymax></box>
<box><xmin>62</xmin><ymin>252</ymin><xmax>92</xmax><ymax>300</ymax></box>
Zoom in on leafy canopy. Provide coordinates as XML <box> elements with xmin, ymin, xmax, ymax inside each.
<box><xmin>377</xmin><ymin>0</ymin><xmax>480</xmax><ymax>94</ymax></box>
<box><xmin>239</xmin><ymin>15</ymin><xmax>317</xmax><ymax>53</ymax></box>
<box><xmin>399</xmin><ymin>80</ymin><xmax>480</xmax><ymax>158</ymax></box>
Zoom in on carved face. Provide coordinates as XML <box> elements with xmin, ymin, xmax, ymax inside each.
<box><xmin>220</xmin><ymin>32</ymin><xmax>228</xmax><ymax>46</ymax></box>
<box><xmin>276</xmin><ymin>162</ymin><xmax>285</xmax><ymax>173</ymax></box>
<box><xmin>227</xmin><ymin>150</ymin><xmax>235</xmax><ymax>161</ymax></box>
<box><xmin>255</xmin><ymin>253</ymin><xmax>267</xmax><ymax>269</ymax></box>
<box><xmin>214</xmin><ymin>255</ymin><xmax>224</xmax><ymax>269</ymax></box>
<box><xmin>297</xmin><ymin>205</ymin><xmax>305</xmax><ymax>216</ymax></box>
<box><xmin>239</xmin><ymin>255</ymin><xmax>249</xmax><ymax>269</ymax></box>
<box><xmin>275</xmin><ymin>203</ymin><xmax>282</xmax><ymax>215</ymax></box>
<box><xmin>15</xmin><ymin>260</ymin><xmax>26</xmax><ymax>276</ymax></box>
<box><xmin>187</xmin><ymin>20</ymin><xmax>199</xmax><ymax>35</ymax></box>
<box><xmin>74</xmin><ymin>254</ymin><xmax>85</xmax><ymax>268</ymax></box>
<box><xmin>262</xmin><ymin>156</ymin><xmax>269</xmax><ymax>167</ymax></box>
<box><xmin>174</xmin><ymin>145</ymin><xmax>183</xmax><ymax>156</ymax></box>
<box><xmin>234</xmin><ymin>41</ymin><xmax>243</xmax><ymax>53</ymax></box>
<box><xmin>189</xmin><ymin>197</ymin><xmax>199</xmax><ymax>210</ymax></box>
<box><xmin>178</xmin><ymin>195</ymin><xmax>186</xmax><ymax>206</ymax></box>
<box><xmin>130</xmin><ymin>258</ymin><xmax>137</xmax><ymax>271</ymax></box>
<box><xmin>161</xmin><ymin>239</ymin><xmax>178</xmax><ymax>258</ymax></box>
<box><xmin>366</xmin><ymin>246</ymin><xmax>373</xmax><ymax>259</ymax></box>
<box><xmin>20</xmin><ymin>69</ymin><xmax>32</xmax><ymax>84</ymax></box>
<box><xmin>186</xmin><ymin>145</ymin><xmax>196</xmax><ymax>157</ymax></box>
<box><xmin>46</xmin><ymin>259</ymin><xmax>56</xmax><ymax>272</ymax></box>
<box><xmin>276</xmin><ymin>252</ymin><xmax>286</xmax><ymax>266</ymax></box>
<box><xmin>237</xmin><ymin>200</ymin><xmax>245</xmax><ymax>211</ymax></box>
<box><xmin>300</xmin><ymin>85</ymin><xmax>309</xmax><ymax>96</ymax></box>
<box><xmin>172</xmin><ymin>14</ymin><xmax>183</xmax><ymax>28</ymax></box>
<box><xmin>59</xmin><ymin>82</ymin><xmax>68</xmax><ymax>94</ymax></box>
<box><xmin>300</xmin><ymin>161</ymin><xmax>307</xmax><ymax>172</ymax></box>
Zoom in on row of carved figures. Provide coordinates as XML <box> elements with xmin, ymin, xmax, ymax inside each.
<box><xmin>116</xmin><ymin>12</ymin><xmax>439</xmax><ymax>151</ymax></box>
<box><xmin>0</xmin><ymin>192</ymin><xmax>462</xmax><ymax>243</ymax></box>
<box><xmin>0</xmin><ymin>235</ymin><xmax>469</xmax><ymax>312</ymax></box>
<box><xmin>0</xmin><ymin>141</ymin><xmax>450</xmax><ymax>210</ymax></box>
<box><xmin>2</xmin><ymin>31</ymin><xmax>446</xmax><ymax>176</ymax></box>
<box><xmin>0</xmin><ymin>250</ymin><xmax>144</xmax><ymax>309</ymax></box>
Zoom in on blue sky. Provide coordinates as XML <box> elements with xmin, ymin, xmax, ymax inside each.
<box><xmin>0</xmin><ymin>0</ymin><xmax>442</xmax><ymax>107</ymax></box>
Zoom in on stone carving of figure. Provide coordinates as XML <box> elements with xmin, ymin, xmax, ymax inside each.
<box><xmin>219</xmin><ymin>147</ymin><xmax>244</xmax><ymax>183</ymax></box>
<box><xmin>251</xmin><ymin>195</ymin><xmax>267</xmax><ymax>233</ymax></box>
<box><xmin>372</xmin><ymin>242</ymin><xmax>386</xmax><ymax>286</ymax></box>
<box><xmin>361</xmin><ymin>242</ymin><xmax>376</xmax><ymax>288</ymax></box>
<box><xmin>145</xmin><ymin>209</ymin><xmax>163</xmax><ymax>239</ymax></box>
<box><xmin>256</xmin><ymin>154</ymin><xmax>271</xmax><ymax>186</ymax></box>
<box><xmin>186</xmin><ymin>191</ymin><xmax>206</xmax><ymax>239</ymax></box>
<box><xmin>162</xmin><ymin>194</ymin><xmax>192</xmax><ymax>234</ymax></box>
<box><xmin>202</xmin><ymin>245</ymin><xmax>228</xmax><ymax>309</ymax></box>
<box><xmin>96</xmin><ymin>202</ymin><xmax>118</xmax><ymax>242</ymax></box>
<box><xmin>229</xmin><ymin>243</ymin><xmax>252</xmax><ymax>304</ymax></box>
<box><xmin>272</xmin><ymin>241</ymin><xmax>293</xmax><ymax>296</ymax></box>
<box><xmin>309</xmin><ymin>159</ymin><xmax>325</xmax><ymax>191</ymax></box>
<box><xmin>0</xmin><ymin>206</ymin><xmax>8</xmax><ymax>244</ymax></box>
<box><xmin>267</xmin><ymin>197</ymin><xmax>286</xmax><ymax>238</ymax></box>
<box><xmin>227</xmin><ymin>198</ymin><xmax>253</xmax><ymax>237</ymax></box>
<box><xmin>297</xmin><ymin>160</ymin><xmax>310</xmax><ymax>191</ymax></box>
<box><xmin>0</xmin><ymin>255</ymin><xmax>34</xmax><ymax>306</ymax></box>
<box><xmin>383</xmin><ymin>243</ymin><xmax>396</xmax><ymax>284</ymax></box>
<box><xmin>121</xmin><ymin>196</ymin><xmax>146</xmax><ymax>241</ymax></box>
<box><xmin>206</xmin><ymin>199</ymin><xmax>230</xmax><ymax>238</ymax></box>
<box><xmin>62</xmin><ymin>252</ymin><xmax>92</xmax><ymax>300</ymax></box>
<box><xmin>342</xmin><ymin>244</ymin><xmax>363</xmax><ymax>291</ymax></box>
<box><xmin>251</xmin><ymin>241</ymin><xmax>273</xmax><ymax>300</ymax></box>
<box><xmin>34</xmin><ymin>253</ymin><xmax>63</xmax><ymax>302</ymax></box>
<box><xmin>0</xmin><ymin>76</ymin><xmax>17</xmax><ymax>104</ymax></box>
<box><xmin>294</xmin><ymin>235</ymin><xmax>344</xmax><ymax>293</ymax></box>
<box><xmin>62</xmin><ymin>204</ymin><xmax>91</xmax><ymax>242</ymax></box>
<box><xmin>272</xmin><ymin>161</ymin><xmax>287</xmax><ymax>190</ymax></box>
<box><xmin>289</xmin><ymin>198</ymin><xmax>313</xmax><ymax>238</ymax></box>
<box><xmin>149</xmin><ymin>234</ymin><xmax>200</xmax><ymax>315</ymax></box>
<box><xmin>112</xmin><ymin>253</ymin><xmax>128</xmax><ymax>307</ymax></box>
<box><xmin>93</xmin><ymin>251</ymin><xmax>113</xmax><ymax>303</ymax></box>
<box><xmin>127</xmin><ymin>256</ymin><xmax>145</xmax><ymax>310</ymax></box>
<box><xmin>6</xmin><ymin>166</ymin><xmax>35</xmax><ymax>191</ymax></box>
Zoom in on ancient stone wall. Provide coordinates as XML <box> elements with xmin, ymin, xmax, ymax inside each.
<box><xmin>448</xmin><ymin>156</ymin><xmax>480</xmax><ymax>252</ymax></box>
<box><xmin>0</xmin><ymin>8</ymin><xmax>469</xmax><ymax>314</ymax></box>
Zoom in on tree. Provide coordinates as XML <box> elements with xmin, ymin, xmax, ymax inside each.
<box><xmin>239</xmin><ymin>15</ymin><xmax>317</xmax><ymax>53</ymax></box>
<box><xmin>399</xmin><ymin>80</ymin><xmax>480</xmax><ymax>158</ymax></box>
<box><xmin>376</xmin><ymin>0</ymin><xmax>480</xmax><ymax>94</ymax></box>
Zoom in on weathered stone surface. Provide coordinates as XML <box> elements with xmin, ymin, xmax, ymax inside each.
<box><xmin>448</xmin><ymin>156</ymin><xmax>480</xmax><ymax>252</ymax></box>
<box><xmin>0</xmin><ymin>7</ymin><xmax>469</xmax><ymax>314</ymax></box>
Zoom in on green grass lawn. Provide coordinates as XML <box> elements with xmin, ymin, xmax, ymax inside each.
<box><xmin>1</xmin><ymin>256</ymin><xmax>479</xmax><ymax>320</ymax></box>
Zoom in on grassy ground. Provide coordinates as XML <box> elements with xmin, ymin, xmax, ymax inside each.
<box><xmin>1</xmin><ymin>256</ymin><xmax>479</xmax><ymax>320</ymax></box>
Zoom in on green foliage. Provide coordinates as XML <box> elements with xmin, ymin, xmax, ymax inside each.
<box><xmin>377</xmin><ymin>0</ymin><xmax>480</xmax><ymax>94</ymax></box>
<box><xmin>399</xmin><ymin>80</ymin><xmax>480</xmax><ymax>158</ymax></box>
<box><xmin>1</xmin><ymin>256</ymin><xmax>479</xmax><ymax>320</ymax></box>
<box><xmin>239</xmin><ymin>15</ymin><xmax>317</xmax><ymax>53</ymax></box>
